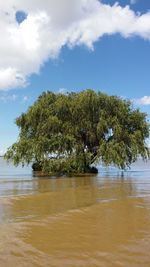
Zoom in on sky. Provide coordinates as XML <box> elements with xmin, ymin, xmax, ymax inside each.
<box><xmin>0</xmin><ymin>0</ymin><xmax>150</xmax><ymax>154</ymax></box>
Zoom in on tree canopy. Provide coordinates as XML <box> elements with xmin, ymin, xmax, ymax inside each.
<box><xmin>5</xmin><ymin>89</ymin><xmax>149</xmax><ymax>174</ymax></box>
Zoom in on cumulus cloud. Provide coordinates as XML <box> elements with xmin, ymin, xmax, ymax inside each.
<box><xmin>134</xmin><ymin>96</ymin><xmax>150</xmax><ymax>105</ymax></box>
<box><xmin>1</xmin><ymin>0</ymin><xmax>150</xmax><ymax>90</ymax></box>
<box><xmin>0</xmin><ymin>68</ymin><xmax>26</xmax><ymax>89</ymax></box>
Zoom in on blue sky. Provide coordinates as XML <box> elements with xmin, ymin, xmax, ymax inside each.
<box><xmin>0</xmin><ymin>0</ymin><xmax>150</xmax><ymax>153</ymax></box>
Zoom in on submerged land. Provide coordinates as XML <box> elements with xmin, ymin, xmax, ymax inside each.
<box><xmin>0</xmin><ymin>158</ymin><xmax>150</xmax><ymax>266</ymax></box>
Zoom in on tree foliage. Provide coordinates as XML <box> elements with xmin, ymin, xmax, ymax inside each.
<box><xmin>5</xmin><ymin>90</ymin><xmax>149</xmax><ymax>173</ymax></box>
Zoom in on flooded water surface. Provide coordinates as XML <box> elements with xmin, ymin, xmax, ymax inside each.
<box><xmin>0</xmin><ymin>158</ymin><xmax>150</xmax><ymax>266</ymax></box>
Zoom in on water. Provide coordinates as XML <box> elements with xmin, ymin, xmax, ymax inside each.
<box><xmin>0</xmin><ymin>158</ymin><xmax>150</xmax><ymax>266</ymax></box>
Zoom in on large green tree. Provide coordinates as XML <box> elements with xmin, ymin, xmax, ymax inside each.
<box><xmin>5</xmin><ymin>90</ymin><xmax>149</xmax><ymax>173</ymax></box>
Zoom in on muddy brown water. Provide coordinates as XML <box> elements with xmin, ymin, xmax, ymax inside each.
<box><xmin>0</xmin><ymin>158</ymin><xmax>150</xmax><ymax>266</ymax></box>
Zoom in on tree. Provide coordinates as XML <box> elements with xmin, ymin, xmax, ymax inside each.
<box><xmin>5</xmin><ymin>89</ymin><xmax>149</xmax><ymax>174</ymax></box>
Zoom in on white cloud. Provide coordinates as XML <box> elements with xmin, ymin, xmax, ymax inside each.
<box><xmin>0</xmin><ymin>68</ymin><xmax>26</xmax><ymax>90</ymax></box>
<box><xmin>1</xmin><ymin>0</ymin><xmax>150</xmax><ymax>90</ymax></box>
<box><xmin>0</xmin><ymin>93</ymin><xmax>18</xmax><ymax>103</ymax></box>
<box><xmin>0</xmin><ymin>93</ymin><xmax>30</xmax><ymax>103</ymax></box>
<box><xmin>0</xmin><ymin>149</ymin><xmax>6</xmax><ymax>156</ymax></box>
<box><xmin>22</xmin><ymin>95</ymin><xmax>29</xmax><ymax>102</ymax></box>
<box><xmin>58</xmin><ymin>88</ymin><xmax>68</xmax><ymax>94</ymax></box>
<box><xmin>134</xmin><ymin>96</ymin><xmax>150</xmax><ymax>105</ymax></box>
<box><xmin>130</xmin><ymin>0</ymin><xmax>137</xmax><ymax>4</ymax></box>
<box><xmin>23</xmin><ymin>95</ymin><xmax>28</xmax><ymax>101</ymax></box>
